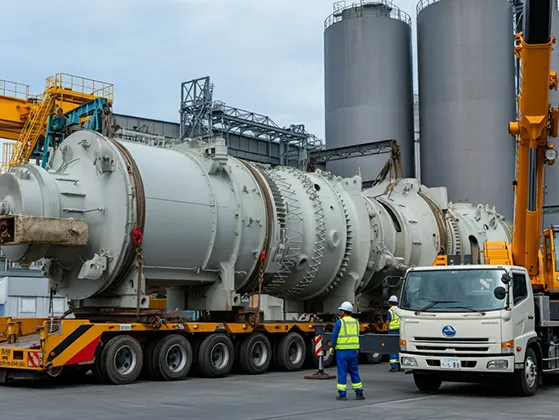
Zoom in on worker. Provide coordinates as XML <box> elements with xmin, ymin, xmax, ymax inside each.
<box><xmin>385</xmin><ymin>295</ymin><xmax>401</xmax><ymax>372</ymax></box>
<box><xmin>329</xmin><ymin>301</ymin><xmax>365</xmax><ymax>401</ymax></box>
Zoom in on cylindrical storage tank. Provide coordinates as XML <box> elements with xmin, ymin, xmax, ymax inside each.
<box><xmin>324</xmin><ymin>0</ymin><xmax>415</xmax><ymax>182</ymax></box>
<box><xmin>417</xmin><ymin>0</ymin><xmax>516</xmax><ymax>221</ymax></box>
<box><xmin>544</xmin><ymin>1</ymin><xmax>559</xmax><ymax>228</ymax></box>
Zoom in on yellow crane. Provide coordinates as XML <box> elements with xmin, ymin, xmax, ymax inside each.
<box><xmin>0</xmin><ymin>73</ymin><xmax>113</xmax><ymax>172</ymax></box>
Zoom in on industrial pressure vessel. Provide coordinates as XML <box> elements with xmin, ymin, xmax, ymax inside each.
<box><xmin>0</xmin><ymin>131</ymin><xmax>511</xmax><ymax>314</ymax></box>
<box><xmin>417</xmin><ymin>0</ymin><xmax>517</xmax><ymax>221</ymax></box>
<box><xmin>324</xmin><ymin>0</ymin><xmax>415</xmax><ymax>182</ymax></box>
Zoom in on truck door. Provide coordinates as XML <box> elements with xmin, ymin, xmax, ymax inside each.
<box><xmin>510</xmin><ymin>271</ymin><xmax>535</xmax><ymax>350</ymax></box>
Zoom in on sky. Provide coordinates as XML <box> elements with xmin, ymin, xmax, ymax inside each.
<box><xmin>0</xmin><ymin>0</ymin><xmax>419</xmax><ymax>141</ymax></box>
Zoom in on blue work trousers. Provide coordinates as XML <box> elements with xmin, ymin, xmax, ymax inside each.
<box><xmin>388</xmin><ymin>329</ymin><xmax>400</xmax><ymax>368</ymax></box>
<box><xmin>335</xmin><ymin>349</ymin><xmax>363</xmax><ymax>397</ymax></box>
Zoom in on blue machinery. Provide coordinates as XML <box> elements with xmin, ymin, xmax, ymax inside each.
<box><xmin>40</xmin><ymin>97</ymin><xmax>110</xmax><ymax>168</ymax></box>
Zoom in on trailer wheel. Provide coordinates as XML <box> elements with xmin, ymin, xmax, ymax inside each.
<box><xmin>413</xmin><ymin>372</ymin><xmax>441</xmax><ymax>392</ymax></box>
<box><xmin>276</xmin><ymin>332</ymin><xmax>306</xmax><ymax>371</ymax></box>
<box><xmin>152</xmin><ymin>335</ymin><xmax>193</xmax><ymax>381</ymax></box>
<box><xmin>514</xmin><ymin>347</ymin><xmax>538</xmax><ymax>396</ymax></box>
<box><xmin>100</xmin><ymin>335</ymin><xmax>144</xmax><ymax>385</ymax></box>
<box><xmin>198</xmin><ymin>333</ymin><xmax>235</xmax><ymax>378</ymax></box>
<box><xmin>238</xmin><ymin>333</ymin><xmax>272</xmax><ymax>374</ymax></box>
<box><xmin>362</xmin><ymin>352</ymin><xmax>383</xmax><ymax>364</ymax></box>
<box><xmin>142</xmin><ymin>339</ymin><xmax>159</xmax><ymax>380</ymax></box>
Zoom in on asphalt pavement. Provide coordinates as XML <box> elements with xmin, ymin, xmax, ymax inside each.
<box><xmin>0</xmin><ymin>363</ymin><xmax>558</xmax><ymax>420</ymax></box>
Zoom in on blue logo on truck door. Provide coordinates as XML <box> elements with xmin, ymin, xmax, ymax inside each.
<box><xmin>442</xmin><ymin>325</ymin><xmax>456</xmax><ymax>338</ymax></box>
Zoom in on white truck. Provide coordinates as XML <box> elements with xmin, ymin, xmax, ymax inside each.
<box><xmin>396</xmin><ymin>264</ymin><xmax>559</xmax><ymax>396</ymax></box>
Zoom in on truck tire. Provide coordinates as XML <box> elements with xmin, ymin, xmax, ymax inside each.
<box><xmin>142</xmin><ymin>338</ymin><xmax>159</xmax><ymax>380</ymax></box>
<box><xmin>413</xmin><ymin>372</ymin><xmax>441</xmax><ymax>392</ymax></box>
<box><xmin>514</xmin><ymin>347</ymin><xmax>538</xmax><ymax>396</ymax></box>
<box><xmin>198</xmin><ymin>333</ymin><xmax>235</xmax><ymax>378</ymax></box>
<box><xmin>362</xmin><ymin>352</ymin><xmax>383</xmax><ymax>364</ymax></box>
<box><xmin>238</xmin><ymin>333</ymin><xmax>272</xmax><ymax>374</ymax></box>
<box><xmin>276</xmin><ymin>332</ymin><xmax>306</xmax><ymax>371</ymax></box>
<box><xmin>152</xmin><ymin>334</ymin><xmax>193</xmax><ymax>381</ymax></box>
<box><xmin>99</xmin><ymin>335</ymin><xmax>144</xmax><ymax>385</ymax></box>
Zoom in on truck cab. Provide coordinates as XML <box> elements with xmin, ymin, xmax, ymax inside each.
<box><xmin>397</xmin><ymin>264</ymin><xmax>541</xmax><ymax>396</ymax></box>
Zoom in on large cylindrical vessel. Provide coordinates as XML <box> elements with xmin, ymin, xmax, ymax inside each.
<box><xmin>0</xmin><ymin>131</ymin><xmax>511</xmax><ymax>314</ymax></box>
<box><xmin>324</xmin><ymin>0</ymin><xmax>415</xmax><ymax>182</ymax></box>
<box><xmin>417</xmin><ymin>0</ymin><xmax>517</xmax><ymax>221</ymax></box>
<box><xmin>544</xmin><ymin>1</ymin><xmax>559</xmax><ymax>227</ymax></box>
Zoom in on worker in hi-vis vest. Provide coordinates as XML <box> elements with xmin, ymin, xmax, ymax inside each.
<box><xmin>329</xmin><ymin>301</ymin><xmax>365</xmax><ymax>401</ymax></box>
<box><xmin>385</xmin><ymin>295</ymin><xmax>401</xmax><ymax>372</ymax></box>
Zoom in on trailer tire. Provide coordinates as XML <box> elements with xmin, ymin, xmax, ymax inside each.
<box><xmin>276</xmin><ymin>332</ymin><xmax>306</xmax><ymax>371</ymax></box>
<box><xmin>198</xmin><ymin>333</ymin><xmax>235</xmax><ymax>378</ymax></box>
<box><xmin>362</xmin><ymin>352</ymin><xmax>383</xmax><ymax>364</ymax></box>
<box><xmin>93</xmin><ymin>342</ymin><xmax>109</xmax><ymax>383</ymax></box>
<box><xmin>413</xmin><ymin>372</ymin><xmax>441</xmax><ymax>392</ymax></box>
<box><xmin>142</xmin><ymin>339</ymin><xmax>159</xmax><ymax>380</ymax></box>
<box><xmin>100</xmin><ymin>335</ymin><xmax>144</xmax><ymax>385</ymax></box>
<box><xmin>238</xmin><ymin>333</ymin><xmax>272</xmax><ymax>374</ymax></box>
<box><xmin>514</xmin><ymin>347</ymin><xmax>538</xmax><ymax>396</ymax></box>
<box><xmin>152</xmin><ymin>335</ymin><xmax>193</xmax><ymax>381</ymax></box>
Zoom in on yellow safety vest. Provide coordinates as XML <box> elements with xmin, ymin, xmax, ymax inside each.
<box><xmin>388</xmin><ymin>307</ymin><xmax>400</xmax><ymax>331</ymax></box>
<box><xmin>335</xmin><ymin>316</ymin><xmax>360</xmax><ymax>350</ymax></box>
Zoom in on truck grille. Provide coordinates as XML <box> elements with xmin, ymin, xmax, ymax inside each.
<box><xmin>414</xmin><ymin>337</ymin><xmax>489</xmax><ymax>343</ymax></box>
<box><xmin>416</xmin><ymin>345</ymin><xmax>489</xmax><ymax>352</ymax></box>
<box><xmin>411</xmin><ymin>337</ymin><xmax>493</xmax><ymax>355</ymax></box>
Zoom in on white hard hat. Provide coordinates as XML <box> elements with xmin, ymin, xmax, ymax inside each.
<box><xmin>388</xmin><ymin>295</ymin><xmax>399</xmax><ymax>303</ymax></box>
<box><xmin>337</xmin><ymin>301</ymin><xmax>354</xmax><ymax>312</ymax></box>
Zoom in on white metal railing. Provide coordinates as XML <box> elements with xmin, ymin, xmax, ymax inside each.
<box><xmin>325</xmin><ymin>0</ymin><xmax>411</xmax><ymax>29</ymax></box>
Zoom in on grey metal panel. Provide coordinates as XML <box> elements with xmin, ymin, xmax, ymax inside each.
<box><xmin>417</xmin><ymin>0</ymin><xmax>516</xmax><ymax>221</ymax></box>
<box><xmin>6</xmin><ymin>277</ymin><xmax>50</xmax><ymax>296</ymax></box>
<box><xmin>324</xmin><ymin>1</ymin><xmax>415</xmax><ymax>182</ymax></box>
<box><xmin>113</xmin><ymin>114</ymin><xmax>181</xmax><ymax>139</ymax></box>
<box><xmin>544</xmin><ymin>3</ymin><xmax>559</xmax><ymax>227</ymax></box>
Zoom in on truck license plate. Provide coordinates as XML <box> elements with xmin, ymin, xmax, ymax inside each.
<box><xmin>440</xmin><ymin>357</ymin><xmax>461</xmax><ymax>369</ymax></box>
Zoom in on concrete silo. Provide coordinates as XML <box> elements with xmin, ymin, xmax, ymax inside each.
<box><xmin>417</xmin><ymin>0</ymin><xmax>517</xmax><ymax>221</ymax></box>
<box><xmin>324</xmin><ymin>0</ymin><xmax>415</xmax><ymax>182</ymax></box>
<box><xmin>544</xmin><ymin>0</ymin><xmax>559</xmax><ymax>227</ymax></box>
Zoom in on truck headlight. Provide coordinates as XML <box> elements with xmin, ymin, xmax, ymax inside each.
<box><xmin>401</xmin><ymin>357</ymin><xmax>418</xmax><ymax>367</ymax></box>
<box><xmin>487</xmin><ymin>360</ymin><xmax>509</xmax><ymax>370</ymax></box>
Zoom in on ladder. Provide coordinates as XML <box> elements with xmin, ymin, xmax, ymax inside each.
<box><xmin>9</xmin><ymin>94</ymin><xmax>56</xmax><ymax>167</ymax></box>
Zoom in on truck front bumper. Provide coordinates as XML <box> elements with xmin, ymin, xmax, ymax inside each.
<box><xmin>399</xmin><ymin>353</ymin><xmax>515</xmax><ymax>374</ymax></box>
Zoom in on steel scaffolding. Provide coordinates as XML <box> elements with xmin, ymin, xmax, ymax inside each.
<box><xmin>179</xmin><ymin>76</ymin><xmax>323</xmax><ymax>168</ymax></box>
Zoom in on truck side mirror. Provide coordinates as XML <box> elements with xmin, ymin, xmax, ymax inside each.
<box><xmin>501</xmin><ymin>274</ymin><xmax>511</xmax><ymax>284</ymax></box>
<box><xmin>494</xmin><ymin>286</ymin><xmax>507</xmax><ymax>300</ymax></box>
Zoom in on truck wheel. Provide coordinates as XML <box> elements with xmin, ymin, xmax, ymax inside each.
<box><xmin>99</xmin><ymin>335</ymin><xmax>144</xmax><ymax>385</ymax></box>
<box><xmin>152</xmin><ymin>335</ymin><xmax>193</xmax><ymax>381</ymax></box>
<box><xmin>198</xmin><ymin>333</ymin><xmax>235</xmax><ymax>378</ymax></box>
<box><xmin>276</xmin><ymin>332</ymin><xmax>306</xmax><ymax>371</ymax></box>
<box><xmin>142</xmin><ymin>339</ymin><xmax>158</xmax><ymax>380</ymax></box>
<box><xmin>413</xmin><ymin>372</ymin><xmax>441</xmax><ymax>392</ymax></box>
<box><xmin>362</xmin><ymin>353</ymin><xmax>383</xmax><ymax>364</ymax></box>
<box><xmin>514</xmin><ymin>347</ymin><xmax>538</xmax><ymax>396</ymax></box>
<box><xmin>238</xmin><ymin>333</ymin><xmax>272</xmax><ymax>374</ymax></box>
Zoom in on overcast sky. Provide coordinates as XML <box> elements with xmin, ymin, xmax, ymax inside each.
<box><xmin>1</xmin><ymin>0</ymin><xmax>419</xmax><ymax>140</ymax></box>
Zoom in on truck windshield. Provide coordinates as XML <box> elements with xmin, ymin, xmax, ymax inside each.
<box><xmin>400</xmin><ymin>268</ymin><xmax>507</xmax><ymax>312</ymax></box>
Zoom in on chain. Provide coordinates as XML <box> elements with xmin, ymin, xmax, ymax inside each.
<box><xmin>132</xmin><ymin>227</ymin><xmax>144</xmax><ymax>322</ymax></box>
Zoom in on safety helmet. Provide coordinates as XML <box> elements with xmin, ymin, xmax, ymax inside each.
<box><xmin>388</xmin><ymin>295</ymin><xmax>399</xmax><ymax>303</ymax></box>
<box><xmin>337</xmin><ymin>301</ymin><xmax>354</xmax><ymax>312</ymax></box>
